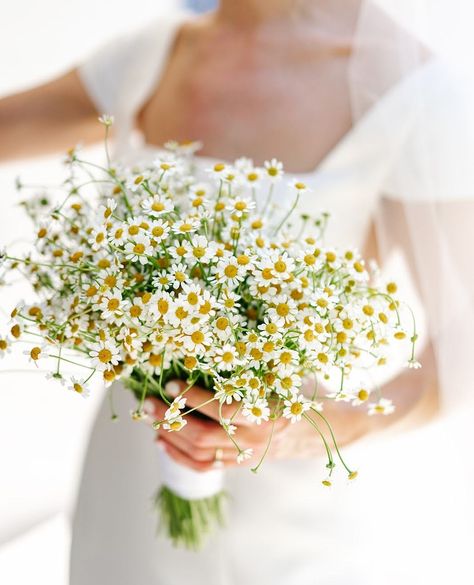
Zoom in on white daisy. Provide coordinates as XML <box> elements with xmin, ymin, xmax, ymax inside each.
<box><xmin>242</xmin><ymin>398</ymin><xmax>270</xmax><ymax>425</ymax></box>
<box><xmin>124</xmin><ymin>234</ymin><xmax>153</xmax><ymax>265</ymax></box>
<box><xmin>368</xmin><ymin>397</ymin><xmax>395</xmax><ymax>416</ymax></box>
<box><xmin>283</xmin><ymin>394</ymin><xmax>311</xmax><ymax>423</ymax></box>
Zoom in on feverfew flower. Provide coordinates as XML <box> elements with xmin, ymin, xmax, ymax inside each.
<box><xmin>242</xmin><ymin>398</ymin><xmax>270</xmax><ymax>425</ymax></box>
<box><xmin>368</xmin><ymin>398</ymin><xmax>395</xmax><ymax>416</ymax></box>
<box><xmin>283</xmin><ymin>394</ymin><xmax>311</xmax><ymax>423</ymax></box>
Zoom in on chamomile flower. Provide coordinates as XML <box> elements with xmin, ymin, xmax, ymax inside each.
<box><xmin>98</xmin><ymin>198</ymin><xmax>117</xmax><ymax>222</ymax></box>
<box><xmin>142</xmin><ymin>194</ymin><xmax>173</xmax><ymax>217</ymax></box>
<box><xmin>242</xmin><ymin>398</ymin><xmax>270</xmax><ymax>425</ymax></box>
<box><xmin>183</xmin><ymin>234</ymin><xmax>215</xmax><ymax>264</ymax></box>
<box><xmin>227</xmin><ymin>196</ymin><xmax>256</xmax><ymax>218</ymax></box>
<box><xmin>0</xmin><ymin>337</ymin><xmax>11</xmax><ymax>358</ymax></box>
<box><xmin>149</xmin><ymin>218</ymin><xmax>170</xmax><ymax>243</ymax></box>
<box><xmin>181</xmin><ymin>326</ymin><xmax>212</xmax><ymax>354</ymax></box>
<box><xmin>237</xmin><ymin>448</ymin><xmax>254</xmax><ymax>464</ymax></box>
<box><xmin>368</xmin><ymin>398</ymin><xmax>395</xmax><ymax>416</ymax></box>
<box><xmin>264</xmin><ymin>158</ymin><xmax>284</xmax><ymax>181</ymax></box>
<box><xmin>172</xmin><ymin>216</ymin><xmax>200</xmax><ymax>236</ymax></box>
<box><xmin>108</xmin><ymin>224</ymin><xmax>127</xmax><ymax>246</ymax></box>
<box><xmin>215</xmin><ymin>380</ymin><xmax>243</xmax><ymax>405</ymax></box>
<box><xmin>289</xmin><ymin>179</ymin><xmax>311</xmax><ymax>195</ymax></box>
<box><xmin>214</xmin><ymin>256</ymin><xmax>246</xmax><ymax>288</ymax></box>
<box><xmin>89</xmin><ymin>340</ymin><xmax>121</xmax><ymax>370</ymax></box>
<box><xmin>163</xmin><ymin>416</ymin><xmax>187</xmax><ymax>432</ymax></box>
<box><xmin>283</xmin><ymin>394</ymin><xmax>311</xmax><ymax>423</ymax></box>
<box><xmin>124</xmin><ymin>234</ymin><xmax>153</xmax><ymax>265</ymax></box>
<box><xmin>68</xmin><ymin>376</ymin><xmax>91</xmax><ymax>398</ymax></box>
<box><xmin>213</xmin><ymin>344</ymin><xmax>241</xmax><ymax>372</ymax></box>
<box><xmin>221</xmin><ymin>418</ymin><xmax>237</xmax><ymax>436</ymax></box>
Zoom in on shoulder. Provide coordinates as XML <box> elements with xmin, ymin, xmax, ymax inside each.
<box><xmin>77</xmin><ymin>10</ymin><xmax>191</xmax><ymax>116</ymax></box>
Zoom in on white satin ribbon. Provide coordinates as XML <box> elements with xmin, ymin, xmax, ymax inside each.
<box><xmin>157</xmin><ymin>447</ymin><xmax>225</xmax><ymax>500</ymax></box>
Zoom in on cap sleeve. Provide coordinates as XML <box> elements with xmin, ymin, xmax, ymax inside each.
<box><xmin>77</xmin><ymin>11</ymin><xmax>189</xmax><ymax>119</ymax></box>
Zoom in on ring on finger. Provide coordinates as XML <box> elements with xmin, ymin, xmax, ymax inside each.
<box><xmin>213</xmin><ymin>447</ymin><xmax>224</xmax><ymax>468</ymax></box>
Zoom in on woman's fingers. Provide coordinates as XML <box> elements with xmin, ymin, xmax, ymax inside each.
<box><xmin>157</xmin><ymin>437</ymin><xmax>238</xmax><ymax>472</ymax></box>
<box><xmin>144</xmin><ymin>396</ymin><xmax>233</xmax><ymax>446</ymax></box>
<box><xmin>156</xmin><ymin>431</ymin><xmax>236</xmax><ymax>464</ymax></box>
<box><xmin>164</xmin><ymin>380</ymin><xmax>251</xmax><ymax>426</ymax></box>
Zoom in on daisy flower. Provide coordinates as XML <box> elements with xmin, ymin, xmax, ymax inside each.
<box><xmin>89</xmin><ymin>340</ymin><xmax>121</xmax><ymax>370</ymax></box>
<box><xmin>163</xmin><ymin>416</ymin><xmax>187</xmax><ymax>432</ymax></box>
<box><xmin>242</xmin><ymin>398</ymin><xmax>270</xmax><ymax>425</ymax></box>
<box><xmin>68</xmin><ymin>376</ymin><xmax>91</xmax><ymax>398</ymax></box>
<box><xmin>283</xmin><ymin>394</ymin><xmax>311</xmax><ymax>423</ymax></box>
<box><xmin>215</xmin><ymin>381</ymin><xmax>244</xmax><ymax>405</ymax></box>
<box><xmin>213</xmin><ymin>344</ymin><xmax>242</xmax><ymax>372</ymax></box>
<box><xmin>142</xmin><ymin>194</ymin><xmax>173</xmax><ymax>217</ymax></box>
<box><xmin>149</xmin><ymin>219</ymin><xmax>171</xmax><ymax>243</ymax></box>
<box><xmin>289</xmin><ymin>179</ymin><xmax>312</xmax><ymax>196</ymax></box>
<box><xmin>368</xmin><ymin>398</ymin><xmax>395</xmax><ymax>416</ymax></box>
<box><xmin>237</xmin><ymin>448</ymin><xmax>254</xmax><ymax>464</ymax></box>
<box><xmin>124</xmin><ymin>234</ymin><xmax>153</xmax><ymax>265</ymax></box>
<box><xmin>264</xmin><ymin>158</ymin><xmax>284</xmax><ymax>181</ymax></box>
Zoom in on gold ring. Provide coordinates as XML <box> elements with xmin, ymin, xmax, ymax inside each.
<box><xmin>214</xmin><ymin>448</ymin><xmax>224</xmax><ymax>463</ymax></box>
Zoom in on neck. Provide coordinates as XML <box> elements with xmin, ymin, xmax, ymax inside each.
<box><xmin>216</xmin><ymin>0</ymin><xmax>319</xmax><ymax>26</ymax></box>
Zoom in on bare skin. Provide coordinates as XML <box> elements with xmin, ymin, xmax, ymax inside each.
<box><xmin>0</xmin><ymin>0</ymin><xmax>438</xmax><ymax>471</ymax></box>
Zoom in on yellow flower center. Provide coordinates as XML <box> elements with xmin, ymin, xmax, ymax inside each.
<box><xmin>107</xmin><ymin>298</ymin><xmax>120</xmax><ymax>311</ymax></box>
<box><xmin>130</xmin><ymin>305</ymin><xmax>142</xmax><ymax>318</ymax></box>
<box><xmin>175</xmin><ymin>307</ymin><xmax>188</xmax><ymax>320</ymax></box>
<box><xmin>274</xmin><ymin>260</ymin><xmax>287</xmax><ymax>273</ymax></box>
<box><xmin>193</xmin><ymin>247</ymin><xmax>206</xmax><ymax>259</ymax></box>
<box><xmin>152</xmin><ymin>201</ymin><xmax>165</xmax><ymax>212</ymax></box>
<box><xmin>98</xmin><ymin>348</ymin><xmax>112</xmax><ymax>363</ymax></box>
<box><xmin>30</xmin><ymin>347</ymin><xmax>41</xmax><ymax>360</ymax></box>
<box><xmin>276</xmin><ymin>303</ymin><xmax>289</xmax><ymax>317</ymax></box>
<box><xmin>216</xmin><ymin>317</ymin><xmax>229</xmax><ymax>330</ymax></box>
<box><xmin>224</xmin><ymin>265</ymin><xmax>238</xmax><ymax>278</ymax></box>
<box><xmin>200</xmin><ymin>300</ymin><xmax>212</xmax><ymax>314</ymax></box>
<box><xmin>104</xmin><ymin>275</ymin><xmax>117</xmax><ymax>288</ymax></box>
<box><xmin>290</xmin><ymin>402</ymin><xmax>303</xmax><ymax>415</ymax></box>
<box><xmin>149</xmin><ymin>353</ymin><xmax>162</xmax><ymax>367</ymax></box>
<box><xmin>191</xmin><ymin>331</ymin><xmax>204</xmax><ymax>344</ymax></box>
<box><xmin>152</xmin><ymin>226</ymin><xmax>164</xmax><ymax>237</ymax></box>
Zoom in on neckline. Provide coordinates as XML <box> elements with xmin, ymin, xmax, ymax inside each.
<box><xmin>130</xmin><ymin>11</ymin><xmax>437</xmax><ymax>178</ymax></box>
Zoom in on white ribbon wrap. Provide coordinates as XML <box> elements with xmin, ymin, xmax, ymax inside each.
<box><xmin>158</xmin><ymin>447</ymin><xmax>225</xmax><ymax>500</ymax></box>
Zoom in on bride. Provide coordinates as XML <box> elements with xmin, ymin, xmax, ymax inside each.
<box><xmin>1</xmin><ymin>0</ymin><xmax>472</xmax><ymax>583</ymax></box>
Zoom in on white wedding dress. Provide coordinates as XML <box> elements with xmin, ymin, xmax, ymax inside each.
<box><xmin>70</xmin><ymin>10</ymin><xmax>473</xmax><ymax>585</ymax></box>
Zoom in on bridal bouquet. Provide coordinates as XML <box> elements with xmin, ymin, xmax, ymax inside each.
<box><xmin>0</xmin><ymin>117</ymin><xmax>418</xmax><ymax>549</ymax></box>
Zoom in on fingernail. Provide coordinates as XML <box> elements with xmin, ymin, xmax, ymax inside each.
<box><xmin>165</xmin><ymin>381</ymin><xmax>180</xmax><ymax>398</ymax></box>
<box><xmin>143</xmin><ymin>399</ymin><xmax>155</xmax><ymax>415</ymax></box>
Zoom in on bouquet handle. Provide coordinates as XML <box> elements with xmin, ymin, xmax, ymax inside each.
<box><xmin>155</xmin><ymin>446</ymin><xmax>226</xmax><ymax>549</ymax></box>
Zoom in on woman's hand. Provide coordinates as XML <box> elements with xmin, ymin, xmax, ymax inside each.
<box><xmin>143</xmin><ymin>380</ymin><xmax>369</xmax><ymax>472</ymax></box>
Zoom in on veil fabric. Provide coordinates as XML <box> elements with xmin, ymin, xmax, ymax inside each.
<box><xmin>350</xmin><ymin>0</ymin><xmax>474</xmax><ymax>413</ymax></box>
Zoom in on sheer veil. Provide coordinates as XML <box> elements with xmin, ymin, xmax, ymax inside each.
<box><xmin>349</xmin><ymin>0</ymin><xmax>474</xmax><ymax>414</ymax></box>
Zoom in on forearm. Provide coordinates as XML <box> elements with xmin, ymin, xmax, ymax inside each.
<box><xmin>324</xmin><ymin>341</ymin><xmax>439</xmax><ymax>446</ymax></box>
<box><xmin>0</xmin><ymin>70</ymin><xmax>103</xmax><ymax>162</ymax></box>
